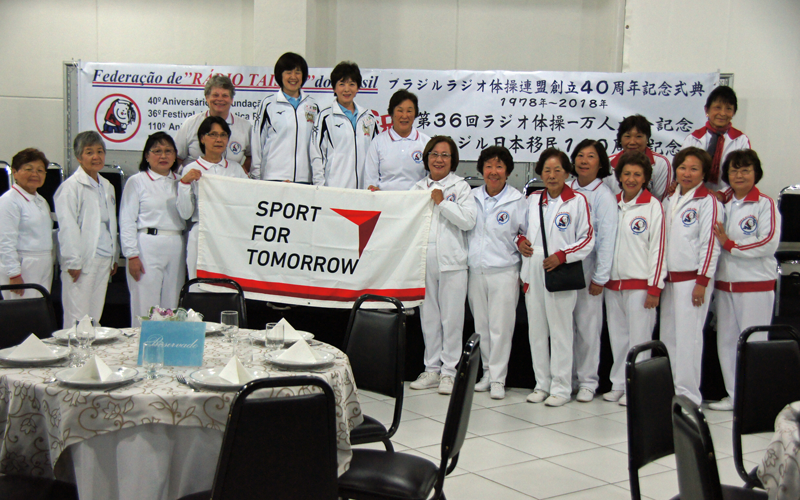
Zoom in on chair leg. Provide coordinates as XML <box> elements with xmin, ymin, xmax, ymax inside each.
<box><xmin>382</xmin><ymin>438</ymin><xmax>394</xmax><ymax>452</ymax></box>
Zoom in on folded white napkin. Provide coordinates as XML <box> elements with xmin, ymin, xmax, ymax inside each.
<box><xmin>8</xmin><ymin>334</ymin><xmax>56</xmax><ymax>360</ymax></box>
<box><xmin>277</xmin><ymin>337</ymin><xmax>320</xmax><ymax>363</ymax></box>
<box><xmin>70</xmin><ymin>356</ymin><xmax>113</xmax><ymax>382</ymax></box>
<box><xmin>218</xmin><ymin>357</ymin><xmax>254</xmax><ymax>384</ymax></box>
<box><xmin>77</xmin><ymin>315</ymin><xmax>95</xmax><ymax>337</ymax></box>
<box><xmin>186</xmin><ymin>309</ymin><xmax>203</xmax><ymax>322</ymax></box>
<box><xmin>275</xmin><ymin>318</ymin><xmax>301</xmax><ymax>340</ymax></box>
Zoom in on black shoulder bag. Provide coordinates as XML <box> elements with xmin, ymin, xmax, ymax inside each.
<box><xmin>539</xmin><ymin>192</ymin><xmax>586</xmax><ymax>292</ymax></box>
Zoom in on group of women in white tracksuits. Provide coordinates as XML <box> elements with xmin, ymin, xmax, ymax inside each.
<box><xmin>1</xmin><ymin>63</ymin><xmax>775</xmax><ymax>412</ymax></box>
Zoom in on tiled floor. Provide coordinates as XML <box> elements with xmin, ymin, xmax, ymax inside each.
<box><xmin>356</xmin><ymin>383</ymin><xmax>774</xmax><ymax>500</ymax></box>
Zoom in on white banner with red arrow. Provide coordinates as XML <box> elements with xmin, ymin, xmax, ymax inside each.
<box><xmin>196</xmin><ymin>176</ymin><xmax>432</xmax><ymax>308</ymax></box>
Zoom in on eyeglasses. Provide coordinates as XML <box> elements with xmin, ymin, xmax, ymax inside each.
<box><xmin>428</xmin><ymin>152</ymin><xmax>452</xmax><ymax>159</ymax></box>
<box><xmin>729</xmin><ymin>168</ymin><xmax>754</xmax><ymax>177</ymax></box>
<box><xmin>19</xmin><ymin>166</ymin><xmax>47</xmax><ymax>174</ymax></box>
<box><xmin>205</xmin><ymin>132</ymin><xmax>229</xmax><ymax>140</ymax></box>
<box><xmin>149</xmin><ymin>149</ymin><xmax>176</xmax><ymax>157</ymax></box>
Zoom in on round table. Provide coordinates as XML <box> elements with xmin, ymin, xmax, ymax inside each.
<box><xmin>758</xmin><ymin>401</ymin><xmax>800</xmax><ymax>500</ymax></box>
<box><xmin>0</xmin><ymin>327</ymin><xmax>363</xmax><ymax>500</ymax></box>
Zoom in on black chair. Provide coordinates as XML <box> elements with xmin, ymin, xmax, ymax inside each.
<box><xmin>0</xmin><ymin>475</ymin><xmax>79</xmax><ymax>500</ymax></box>
<box><xmin>98</xmin><ymin>165</ymin><xmax>124</xmax><ymax>218</ymax></box>
<box><xmin>39</xmin><ymin>163</ymin><xmax>64</xmax><ymax>213</ymax></box>
<box><xmin>338</xmin><ymin>333</ymin><xmax>480</xmax><ymax>500</ymax></box>
<box><xmin>0</xmin><ymin>284</ymin><xmax>58</xmax><ymax>348</ymax></box>
<box><xmin>732</xmin><ymin>325</ymin><xmax>800</xmax><ymax>488</ymax></box>
<box><xmin>775</xmin><ymin>185</ymin><xmax>800</xmax><ymax>317</ymax></box>
<box><xmin>179</xmin><ymin>278</ymin><xmax>248</xmax><ymax>328</ymax></box>
<box><xmin>672</xmin><ymin>395</ymin><xmax>768</xmax><ymax>500</ymax></box>
<box><xmin>344</xmin><ymin>294</ymin><xmax>406</xmax><ymax>452</ymax></box>
<box><xmin>179</xmin><ymin>376</ymin><xmax>339</xmax><ymax>500</ymax></box>
<box><xmin>625</xmin><ymin>340</ymin><xmax>677</xmax><ymax>500</ymax></box>
<box><xmin>0</xmin><ymin>161</ymin><xmax>11</xmax><ymax>195</ymax></box>
<box><xmin>524</xmin><ymin>176</ymin><xmax>545</xmax><ymax>196</ymax></box>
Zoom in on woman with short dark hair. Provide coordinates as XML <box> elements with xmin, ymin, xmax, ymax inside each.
<box><xmin>364</xmin><ymin>89</ymin><xmax>430</xmax><ymax>191</ymax></box>
<box><xmin>251</xmin><ymin>52</ymin><xmax>318</xmax><ymax>183</ymax></box>
<box><xmin>0</xmin><ymin>148</ymin><xmax>54</xmax><ymax>299</ymax></box>
<box><xmin>119</xmin><ymin>132</ymin><xmax>186</xmax><ymax>326</ymax></box>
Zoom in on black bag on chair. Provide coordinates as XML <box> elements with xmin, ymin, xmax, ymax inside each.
<box><xmin>539</xmin><ymin>192</ymin><xmax>585</xmax><ymax>292</ymax></box>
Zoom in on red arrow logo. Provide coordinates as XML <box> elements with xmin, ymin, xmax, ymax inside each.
<box><xmin>332</xmin><ymin>209</ymin><xmax>382</xmax><ymax>257</ymax></box>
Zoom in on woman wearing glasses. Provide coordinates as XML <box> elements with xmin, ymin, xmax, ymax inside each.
<box><xmin>0</xmin><ymin>148</ymin><xmax>54</xmax><ymax>299</ymax></box>
<box><xmin>177</xmin><ymin>116</ymin><xmax>249</xmax><ymax>280</ymax></box>
<box><xmin>709</xmin><ymin>150</ymin><xmax>780</xmax><ymax>411</ymax></box>
<box><xmin>409</xmin><ymin>136</ymin><xmax>476</xmax><ymax>395</ymax></box>
<box><xmin>119</xmin><ymin>133</ymin><xmax>186</xmax><ymax>326</ymax></box>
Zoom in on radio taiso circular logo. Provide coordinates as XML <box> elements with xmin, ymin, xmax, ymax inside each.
<box><xmin>94</xmin><ymin>93</ymin><xmax>141</xmax><ymax>143</ymax></box>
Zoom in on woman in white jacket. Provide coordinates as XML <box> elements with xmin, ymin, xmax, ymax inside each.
<box><xmin>519</xmin><ymin>148</ymin><xmax>594</xmax><ymax>407</ymax></box>
<box><xmin>603</xmin><ymin>151</ymin><xmax>667</xmax><ymax>406</ymax></box>
<box><xmin>409</xmin><ymin>136</ymin><xmax>477</xmax><ymax>395</ymax></box>
<box><xmin>119</xmin><ymin>132</ymin><xmax>186</xmax><ymax>327</ymax></box>
<box><xmin>708</xmin><ymin>150</ymin><xmax>780</xmax><ymax>411</ymax></box>
<box><xmin>55</xmin><ymin>131</ymin><xmax>119</xmax><ymax>328</ymax></box>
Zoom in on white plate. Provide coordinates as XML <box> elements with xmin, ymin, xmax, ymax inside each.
<box><xmin>52</xmin><ymin>327</ymin><xmax>121</xmax><ymax>344</ymax></box>
<box><xmin>188</xmin><ymin>367</ymin><xmax>270</xmax><ymax>391</ymax></box>
<box><xmin>204</xmin><ymin>322</ymin><xmax>224</xmax><ymax>335</ymax></box>
<box><xmin>0</xmin><ymin>346</ymin><xmax>70</xmax><ymax>366</ymax></box>
<box><xmin>55</xmin><ymin>366</ymin><xmax>139</xmax><ymax>388</ymax></box>
<box><xmin>264</xmin><ymin>349</ymin><xmax>335</xmax><ymax>370</ymax></box>
<box><xmin>250</xmin><ymin>330</ymin><xmax>314</xmax><ymax>344</ymax></box>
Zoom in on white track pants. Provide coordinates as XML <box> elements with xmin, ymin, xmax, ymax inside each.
<box><xmin>420</xmin><ymin>245</ymin><xmax>468</xmax><ymax>378</ymax></box>
<box><xmin>0</xmin><ymin>251</ymin><xmax>53</xmax><ymax>300</ymax></box>
<box><xmin>660</xmin><ymin>280</ymin><xmax>713</xmax><ymax>405</ymax></box>
<box><xmin>715</xmin><ymin>290</ymin><xmax>773</xmax><ymax>400</ymax></box>
<box><xmin>525</xmin><ymin>250</ymin><xmax>578</xmax><ymax>399</ymax></box>
<box><xmin>127</xmin><ymin>233</ymin><xmax>186</xmax><ymax>327</ymax></box>
<box><xmin>572</xmin><ymin>253</ymin><xmax>603</xmax><ymax>392</ymax></box>
<box><xmin>468</xmin><ymin>266</ymin><xmax>519</xmax><ymax>385</ymax></box>
<box><xmin>605</xmin><ymin>289</ymin><xmax>656</xmax><ymax>391</ymax></box>
<box><xmin>61</xmin><ymin>256</ymin><xmax>113</xmax><ymax>328</ymax></box>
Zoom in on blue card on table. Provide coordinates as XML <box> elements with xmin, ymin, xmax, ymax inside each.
<box><xmin>137</xmin><ymin>321</ymin><xmax>206</xmax><ymax>367</ymax></box>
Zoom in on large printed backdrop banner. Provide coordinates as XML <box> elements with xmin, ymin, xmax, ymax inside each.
<box><xmin>196</xmin><ymin>176</ymin><xmax>432</xmax><ymax>308</ymax></box>
<box><xmin>78</xmin><ymin>61</ymin><xmax>718</xmax><ymax>161</ymax></box>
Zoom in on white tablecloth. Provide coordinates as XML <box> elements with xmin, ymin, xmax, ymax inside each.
<box><xmin>0</xmin><ymin>328</ymin><xmax>363</xmax><ymax>500</ymax></box>
<box><xmin>758</xmin><ymin>401</ymin><xmax>800</xmax><ymax>500</ymax></box>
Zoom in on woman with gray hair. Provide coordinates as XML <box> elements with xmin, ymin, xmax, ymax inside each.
<box><xmin>174</xmin><ymin>74</ymin><xmax>252</xmax><ymax>173</ymax></box>
<box><xmin>54</xmin><ymin>131</ymin><xmax>119</xmax><ymax>327</ymax></box>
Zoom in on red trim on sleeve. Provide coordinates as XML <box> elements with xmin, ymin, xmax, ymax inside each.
<box><xmin>9</xmin><ymin>274</ymin><xmax>22</xmax><ymax>280</ymax></box>
<box><xmin>696</xmin><ymin>275</ymin><xmax>711</xmax><ymax>287</ymax></box>
<box><xmin>723</xmin><ymin>239</ymin><xmax>736</xmax><ymax>252</ymax></box>
<box><xmin>647</xmin><ymin>286</ymin><xmax>662</xmax><ymax>297</ymax></box>
<box><xmin>128</xmin><ymin>256</ymin><xmax>140</xmax><ymax>261</ymax></box>
<box><xmin>555</xmin><ymin>251</ymin><xmax>567</xmax><ymax>264</ymax></box>
<box><xmin>517</xmin><ymin>235</ymin><xmax>528</xmax><ymax>249</ymax></box>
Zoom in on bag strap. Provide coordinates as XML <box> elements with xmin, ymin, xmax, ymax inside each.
<box><xmin>538</xmin><ymin>191</ymin><xmax>550</xmax><ymax>258</ymax></box>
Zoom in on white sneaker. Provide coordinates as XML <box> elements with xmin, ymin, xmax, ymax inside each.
<box><xmin>544</xmin><ymin>395</ymin><xmax>570</xmax><ymax>407</ymax></box>
<box><xmin>708</xmin><ymin>396</ymin><xmax>733</xmax><ymax>411</ymax></box>
<box><xmin>490</xmin><ymin>382</ymin><xmax>505</xmax><ymax>400</ymax></box>
<box><xmin>527</xmin><ymin>389</ymin><xmax>549</xmax><ymax>403</ymax></box>
<box><xmin>474</xmin><ymin>375</ymin><xmax>491</xmax><ymax>392</ymax></box>
<box><xmin>410</xmin><ymin>372</ymin><xmax>440</xmax><ymax>390</ymax></box>
<box><xmin>576</xmin><ymin>388</ymin><xmax>594</xmax><ymax>403</ymax></box>
<box><xmin>618</xmin><ymin>395</ymin><xmax>627</xmax><ymax>406</ymax></box>
<box><xmin>603</xmin><ymin>390</ymin><xmax>624</xmax><ymax>402</ymax></box>
<box><xmin>438</xmin><ymin>376</ymin><xmax>454</xmax><ymax>395</ymax></box>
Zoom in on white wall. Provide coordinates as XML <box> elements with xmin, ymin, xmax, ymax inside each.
<box><xmin>2</xmin><ymin>0</ymin><xmax>795</xmax><ymax>199</ymax></box>
<box><xmin>624</xmin><ymin>0</ymin><xmax>800</xmax><ymax>198</ymax></box>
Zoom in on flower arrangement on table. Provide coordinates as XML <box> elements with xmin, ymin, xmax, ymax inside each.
<box><xmin>140</xmin><ymin>307</ymin><xmax>204</xmax><ymax>322</ymax></box>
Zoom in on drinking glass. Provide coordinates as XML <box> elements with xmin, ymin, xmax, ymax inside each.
<box><xmin>235</xmin><ymin>336</ymin><xmax>255</xmax><ymax>366</ymax></box>
<box><xmin>220</xmin><ymin>311</ymin><xmax>239</xmax><ymax>344</ymax></box>
<box><xmin>143</xmin><ymin>341</ymin><xmax>164</xmax><ymax>379</ymax></box>
<box><xmin>265</xmin><ymin>322</ymin><xmax>284</xmax><ymax>352</ymax></box>
<box><xmin>76</xmin><ymin>317</ymin><xmax>96</xmax><ymax>350</ymax></box>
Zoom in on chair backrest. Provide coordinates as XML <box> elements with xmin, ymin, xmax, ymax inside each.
<box><xmin>210</xmin><ymin>376</ymin><xmax>338</xmax><ymax>500</ymax></box>
<box><xmin>0</xmin><ymin>162</ymin><xmax>10</xmax><ymax>195</ymax></box>
<box><xmin>343</xmin><ymin>294</ymin><xmax>405</xmax><ymax>398</ymax></box>
<box><xmin>179</xmin><ymin>278</ymin><xmax>248</xmax><ymax>327</ymax></box>
<box><xmin>39</xmin><ymin>163</ymin><xmax>64</xmax><ymax>213</ymax></box>
<box><xmin>0</xmin><ymin>284</ymin><xmax>58</xmax><ymax>347</ymax></box>
<box><xmin>436</xmin><ymin>333</ymin><xmax>480</xmax><ymax>491</ymax></box>
<box><xmin>778</xmin><ymin>186</ymin><xmax>800</xmax><ymax>245</ymax></box>
<box><xmin>733</xmin><ymin>324</ymin><xmax>800</xmax><ymax>481</ymax></box>
<box><xmin>625</xmin><ymin>340</ymin><xmax>675</xmax><ymax>500</ymax></box>
<box><xmin>672</xmin><ymin>395</ymin><xmax>724</xmax><ymax>500</ymax></box>
<box><xmin>525</xmin><ymin>177</ymin><xmax>545</xmax><ymax>196</ymax></box>
<box><xmin>99</xmin><ymin>165</ymin><xmax>124</xmax><ymax>217</ymax></box>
